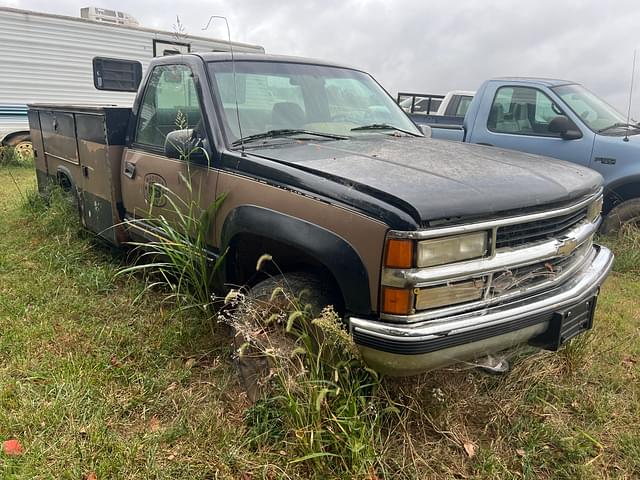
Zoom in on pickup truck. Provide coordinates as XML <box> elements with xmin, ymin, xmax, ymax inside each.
<box><xmin>29</xmin><ymin>53</ymin><xmax>612</xmax><ymax>385</ymax></box>
<box><xmin>421</xmin><ymin>77</ymin><xmax>640</xmax><ymax>232</ymax></box>
<box><xmin>398</xmin><ymin>90</ymin><xmax>475</xmax><ymax>119</ymax></box>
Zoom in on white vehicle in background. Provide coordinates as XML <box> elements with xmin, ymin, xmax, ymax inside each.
<box><xmin>0</xmin><ymin>6</ymin><xmax>264</xmax><ymax>156</ymax></box>
<box><xmin>398</xmin><ymin>90</ymin><xmax>475</xmax><ymax>117</ymax></box>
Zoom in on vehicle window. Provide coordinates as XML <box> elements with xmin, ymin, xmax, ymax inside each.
<box><xmin>552</xmin><ymin>84</ymin><xmax>628</xmax><ymax>132</ymax></box>
<box><xmin>487</xmin><ymin>86</ymin><xmax>565</xmax><ymax>137</ymax></box>
<box><xmin>135</xmin><ymin>64</ymin><xmax>203</xmax><ymax>150</ymax></box>
<box><xmin>210</xmin><ymin>61</ymin><xmax>419</xmax><ymax>140</ymax></box>
<box><xmin>455</xmin><ymin>96</ymin><xmax>473</xmax><ymax>117</ymax></box>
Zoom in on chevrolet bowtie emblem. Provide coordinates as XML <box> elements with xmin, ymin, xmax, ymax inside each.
<box><xmin>557</xmin><ymin>237</ymin><xmax>578</xmax><ymax>256</ymax></box>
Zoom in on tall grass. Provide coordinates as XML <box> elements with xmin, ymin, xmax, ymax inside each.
<box><xmin>223</xmin><ymin>281</ymin><xmax>401</xmax><ymax>478</ymax></box>
<box><xmin>600</xmin><ymin>224</ymin><xmax>640</xmax><ymax>275</ymax></box>
<box><xmin>117</xmin><ymin>178</ymin><xmax>227</xmax><ymax>317</ymax></box>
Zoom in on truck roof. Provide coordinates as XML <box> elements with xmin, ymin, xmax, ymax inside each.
<box><xmin>197</xmin><ymin>52</ymin><xmax>359</xmax><ymax>71</ymax></box>
<box><xmin>489</xmin><ymin>77</ymin><xmax>577</xmax><ymax>87</ymax></box>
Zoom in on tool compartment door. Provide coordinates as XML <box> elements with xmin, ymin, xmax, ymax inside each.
<box><xmin>75</xmin><ymin>108</ymin><xmax>130</xmax><ymax>246</ymax></box>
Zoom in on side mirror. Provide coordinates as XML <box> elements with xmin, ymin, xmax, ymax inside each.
<box><xmin>164</xmin><ymin>129</ymin><xmax>208</xmax><ymax>163</ymax></box>
<box><xmin>549</xmin><ymin>115</ymin><xmax>582</xmax><ymax>140</ymax></box>
<box><xmin>419</xmin><ymin>124</ymin><xmax>432</xmax><ymax>137</ymax></box>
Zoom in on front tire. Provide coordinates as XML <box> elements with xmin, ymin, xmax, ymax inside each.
<box><xmin>233</xmin><ymin>272</ymin><xmax>338</xmax><ymax>402</ymax></box>
<box><xmin>601</xmin><ymin>199</ymin><xmax>640</xmax><ymax>234</ymax></box>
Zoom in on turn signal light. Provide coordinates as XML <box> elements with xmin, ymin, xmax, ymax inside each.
<box><xmin>385</xmin><ymin>239</ymin><xmax>414</xmax><ymax>268</ymax></box>
<box><xmin>382</xmin><ymin>287</ymin><xmax>413</xmax><ymax>315</ymax></box>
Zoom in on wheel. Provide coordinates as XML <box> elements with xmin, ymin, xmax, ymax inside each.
<box><xmin>601</xmin><ymin>199</ymin><xmax>640</xmax><ymax>234</ymax></box>
<box><xmin>232</xmin><ymin>272</ymin><xmax>339</xmax><ymax>402</ymax></box>
<box><xmin>6</xmin><ymin>134</ymin><xmax>33</xmax><ymax>162</ymax></box>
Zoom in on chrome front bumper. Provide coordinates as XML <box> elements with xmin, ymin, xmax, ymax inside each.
<box><xmin>349</xmin><ymin>244</ymin><xmax>613</xmax><ymax>376</ymax></box>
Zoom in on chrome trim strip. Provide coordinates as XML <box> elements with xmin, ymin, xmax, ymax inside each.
<box><xmin>382</xmin><ymin>218</ymin><xmax>600</xmax><ymax>289</ymax></box>
<box><xmin>350</xmin><ymin>244</ymin><xmax>613</xmax><ymax>343</ymax></box>
<box><xmin>387</xmin><ymin>190</ymin><xmax>602</xmax><ymax>240</ymax></box>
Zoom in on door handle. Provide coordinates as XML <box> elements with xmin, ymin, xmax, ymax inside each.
<box><xmin>123</xmin><ymin>161</ymin><xmax>136</xmax><ymax>179</ymax></box>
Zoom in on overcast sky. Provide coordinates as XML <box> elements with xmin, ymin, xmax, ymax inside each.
<box><xmin>4</xmin><ymin>0</ymin><xmax>640</xmax><ymax>116</ymax></box>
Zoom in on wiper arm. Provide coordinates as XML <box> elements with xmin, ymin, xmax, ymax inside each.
<box><xmin>350</xmin><ymin>123</ymin><xmax>420</xmax><ymax>136</ymax></box>
<box><xmin>231</xmin><ymin>129</ymin><xmax>348</xmax><ymax>147</ymax></box>
<box><xmin>597</xmin><ymin>122</ymin><xmax>640</xmax><ymax>133</ymax></box>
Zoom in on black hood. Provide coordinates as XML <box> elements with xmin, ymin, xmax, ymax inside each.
<box><xmin>246</xmin><ymin>136</ymin><xmax>603</xmax><ymax>226</ymax></box>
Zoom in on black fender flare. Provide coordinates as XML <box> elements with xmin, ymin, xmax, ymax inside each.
<box><xmin>221</xmin><ymin>205</ymin><xmax>372</xmax><ymax>315</ymax></box>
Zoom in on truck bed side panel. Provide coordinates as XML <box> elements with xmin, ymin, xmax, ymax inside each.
<box><xmin>28</xmin><ymin>105</ymin><xmax>131</xmax><ymax>246</ymax></box>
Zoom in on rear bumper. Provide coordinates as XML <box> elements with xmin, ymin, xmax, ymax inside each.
<box><xmin>349</xmin><ymin>244</ymin><xmax>613</xmax><ymax>376</ymax></box>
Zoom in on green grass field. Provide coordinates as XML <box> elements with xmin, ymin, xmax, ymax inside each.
<box><xmin>1</xmin><ymin>166</ymin><xmax>639</xmax><ymax>479</ymax></box>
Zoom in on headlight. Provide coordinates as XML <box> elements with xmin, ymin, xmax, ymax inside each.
<box><xmin>417</xmin><ymin>231</ymin><xmax>488</xmax><ymax>268</ymax></box>
<box><xmin>587</xmin><ymin>196</ymin><xmax>603</xmax><ymax>223</ymax></box>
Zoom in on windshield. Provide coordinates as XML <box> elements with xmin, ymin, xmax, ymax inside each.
<box><xmin>551</xmin><ymin>84</ymin><xmax>628</xmax><ymax>132</ymax></box>
<box><xmin>208</xmin><ymin>61</ymin><xmax>420</xmax><ymax>144</ymax></box>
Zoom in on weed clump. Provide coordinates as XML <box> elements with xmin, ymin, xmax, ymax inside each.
<box><xmin>225</xmin><ymin>287</ymin><xmax>399</xmax><ymax>478</ymax></box>
<box><xmin>117</xmin><ymin>181</ymin><xmax>227</xmax><ymax>317</ymax></box>
<box><xmin>21</xmin><ymin>183</ymin><xmax>80</xmax><ymax>237</ymax></box>
<box><xmin>601</xmin><ymin>225</ymin><xmax>640</xmax><ymax>275</ymax></box>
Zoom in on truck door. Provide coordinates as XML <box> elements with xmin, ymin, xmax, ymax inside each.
<box><xmin>121</xmin><ymin>63</ymin><xmax>218</xmax><ymax>238</ymax></box>
<box><xmin>469</xmin><ymin>85</ymin><xmax>595</xmax><ymax>168</ymax></box>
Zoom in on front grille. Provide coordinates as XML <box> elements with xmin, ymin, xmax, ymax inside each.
<box><xmin>496</xmin><ymin>207</ymin><xmax>588</xmax><ymax>249</ymax></box>
<box><xmin>490</xmin><ymin>242</ymin><xmax>590</xmax><ymax>297</ymax></box>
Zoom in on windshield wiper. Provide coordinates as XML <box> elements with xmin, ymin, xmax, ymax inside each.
<box><xmin>597</xmin><ymin>122</ymin><xmax>640</xmax><ymax>134</ymax></box>
<box><xmin>231</xmin><ymin>129</ymin><xmax>348</xmax><ymax>147</ymax></box>
<box><xmin>350</xmin><ymin>123</ymin><xmax>420</xmax><ymax>136</ymax></box>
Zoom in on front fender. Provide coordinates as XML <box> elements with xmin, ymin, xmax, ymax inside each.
<box><xmin>220</xmin><ymin>205</ymin><xmax>372</xmax><ymax>315</ymax></box>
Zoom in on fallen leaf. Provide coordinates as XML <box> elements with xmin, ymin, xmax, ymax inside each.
<box><xmin>516</xmin><ymin>448</ymin><xmax>526</xmax><ymax>457</ymax></box>
<box><xmin>463</xmin><ymin>441</ymin><xmax>476</xmax><ymax>458</ymax></box>
<box><xmin>239</xmin><ymin>472</ymin><xmax>253</xmax><ymax>480</ymax></box>
<box><xmin>3</xmin><ymin>439</ymin><xmax>24</xmax><ymax>456</ymax></box>
<box><xmin>149</xmin><ymin>416</ymin><xmax>160</xmax><ymax>433</ymax></box>
<box><xmin>110</xmin><ymin>356</ymin><xmax>121</xmax><ymax>367</ymax></box>
<box><xmin>185</xmin><ymin>358</ymin><xmax>196</xmax><ymax>369</ymax></box>
<box><xmin>622</xmin><ymin>356</ymin><xmax>637</xmax><ymax>368</ymax></box>
<box><xmin>84</xmin><ymin>472</ymin><xmax>97</xmax><ymax>480</ymax></box>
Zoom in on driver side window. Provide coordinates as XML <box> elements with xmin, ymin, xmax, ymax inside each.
<box><xmin>488</xmin><ymin>86</ymin><xmax>565</xmax><ymax>137</ymax></box>
<box><xmin>135</xmin><ymin>64</ymin><xmax>204</xmax><ymax>150</ymax></box>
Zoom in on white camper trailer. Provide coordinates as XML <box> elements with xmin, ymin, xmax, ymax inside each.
<box><xmin>0</xmin><ymin>7</ymin><xmax>265</xmax><ymax>155</ymax></box>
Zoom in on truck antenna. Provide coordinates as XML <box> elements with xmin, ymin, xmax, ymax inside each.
<box><xmin>624</xmin><ymin>49</ymin><xmax>637</xmax><ymax>143</ymax></box>
<box><xmin>203</xmin><ymin>16</ymin><xmax>244</xmax><ymax>153</ymax></box>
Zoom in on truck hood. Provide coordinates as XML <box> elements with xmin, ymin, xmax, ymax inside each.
<box><xmin>248</xmin><ymin>136</ymin><xmax>602</xmax><ymax>225</ymax></box>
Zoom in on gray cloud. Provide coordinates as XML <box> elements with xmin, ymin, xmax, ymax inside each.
<box><xmin>6</xmin><ymin>0</ymin><xmax>640</xmax><ymax>115</ymax></box>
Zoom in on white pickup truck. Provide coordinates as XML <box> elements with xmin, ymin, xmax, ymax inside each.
<box><xmin>398</xmin><ymin>90</ymin><xmax>475</xmax><ymax>117</ymax></box>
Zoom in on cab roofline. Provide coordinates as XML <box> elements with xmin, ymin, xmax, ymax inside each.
<box><xmin>195</xmin><ymin>52</ymin><xmax>360</xmax><ymax>72</ymax></box>
<box><xmin>489</xmin><ymin>77</ymin><xmax>578</xmax><ymax>88</ymax></box>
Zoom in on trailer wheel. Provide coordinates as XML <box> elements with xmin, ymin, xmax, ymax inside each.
<box><xmin>6</xmin><ymin>134</ymin><xmax>33</xmax><ymax>161</ymax></box>
<box><xmin>602</xmin><ymin>199</ymin><xmax>640</xmax><ymax>234</ymax></box>
<box><xmin>232</xmin><ymin>272</ymin><xmax>338</xmax><ymax>403</ymax></box>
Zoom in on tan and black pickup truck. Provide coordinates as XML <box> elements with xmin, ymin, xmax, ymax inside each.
<box><xmin>29</xmin><ymin>52</ymin><xmax>613</xmax><ymax>376</ymax></box>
